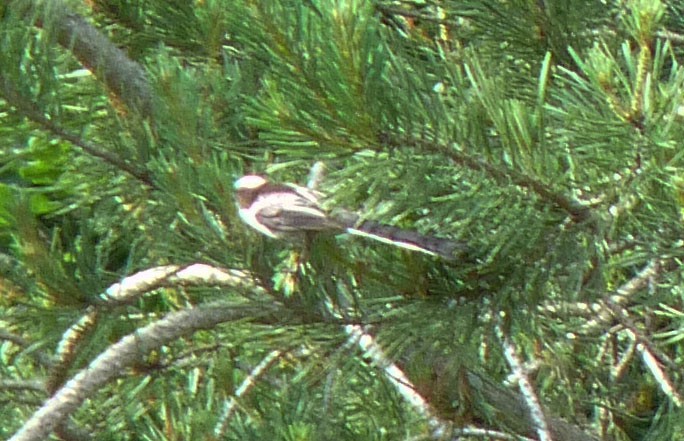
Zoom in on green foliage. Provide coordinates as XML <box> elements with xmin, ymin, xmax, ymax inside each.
<box><xmin>3</xmin><ymin>0</ymin><xmax>684</xmax><ymax>440</ymax></box>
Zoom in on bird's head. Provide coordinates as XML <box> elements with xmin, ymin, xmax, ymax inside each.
<box><xmin>234</xmin><ymin>175</ymin><xmax>269</xmax><ymax>208</ymax></box>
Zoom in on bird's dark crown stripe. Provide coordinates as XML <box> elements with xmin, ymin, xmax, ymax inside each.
<box><xmin>259</xmin><ymin>183</ymin><xmax>296</xmax><ymax>194</ymax></box>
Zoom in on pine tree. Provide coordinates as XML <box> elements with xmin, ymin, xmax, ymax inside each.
<box><xmin>2</xmin><ymin>0</ymin><xmax>684</xmax><ymax>440</ymax></box>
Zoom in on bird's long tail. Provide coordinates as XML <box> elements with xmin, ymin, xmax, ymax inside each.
<box><xmin>332</xmin><ymin>210</ymin><xmax>465</xmax><ymax>260</ymax></box>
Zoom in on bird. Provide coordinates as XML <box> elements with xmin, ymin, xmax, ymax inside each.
<box><xmin>233</xmin><ymin>175</ymin><xmax>464</xmax><ymax>260</ymax></box>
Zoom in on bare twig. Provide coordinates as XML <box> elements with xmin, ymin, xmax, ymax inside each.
<box><xmin>611</xmin><ymin>335</ymin><xmax>637</xmax><ymax>381</ymax></box>
<box><xmin>539</xmin><ymin>259</ymin><xmax>667</xmax><ymax>334</ymax></box>
<box><xmin>0</xmin><ymin>329</ymin><xmax>54</xmax><ymax>368</ymax></box>
<box><xmin>657</xmin><ymin>30</ymin><xmax>684</xmax><ymax>43</ymax></box>
<box><xmin>214</xmin><ymin>349</ymin><xmax>284</xmax><ymax>437</ymax></box>
<box><xmin>345</xmin><ymin>324</ymin><xmax>452</xmax><ymax>438</ymax></box>
<box><xmin>452</xmin><ymin>426</ymin><xmax>536</xmax><ymax>441</ymax></box>
<box><xmin>497</xmin><ymin>323</ymin><xmax>553</xmax><ymax>441</ymax></box>
<box><xmin>0</xmin><ymin>380</ymin><xmax>46</xmax><ymax>393</ymax></box>
<box><xmin>635</xmin><ymin>337</ymin><xmax>683</xmax><ymax>407</ymax></box>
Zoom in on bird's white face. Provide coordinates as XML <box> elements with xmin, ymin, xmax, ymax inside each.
<box><xmin>234</xmin><ymin>175</ymin><xmax>267</xmax><ymax>210</ymax></box>
<box><xmin>234</xmin><ymin>175</ymin><xmax>274</xmax><ymax>237</ymax></box>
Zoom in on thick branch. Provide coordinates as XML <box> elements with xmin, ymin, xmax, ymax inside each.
<box><xmin>48</xmin><ymin>1</ymin><xmax>153</xmax><ymax>116</ymax></box>
<box><xmin>366</xmin><ymin>325</ymin><xmax>596</xmax><ymax>441</ymax></box>
<box><xmin>9</xmin><ymin>301</ymin><xmax>289</xmax><ymax>441</ymax></box>
<box><xmin>464</xmin><ymin>371</ymin><xmax>596</xmax><ymax>441</ymax></box>
<box><xmin>49</xmin><ymin>265</ymin><xmax>267</xmax><ymax>391</ymax></box>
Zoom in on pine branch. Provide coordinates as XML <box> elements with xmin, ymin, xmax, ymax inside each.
<box><xmin>350</xmin><ymin>325</ymin><xmax>596</xmax><ymax>441</ymax></box>
<box><xmin>49</xmin><ymin>265</ymin><xmax>267</xmax><ymax>392</ymax></box>
<box><xmin>401</xmin><ymin>136</ymin><xmax>594</xmax><ymax>222</ymax></box>
<box><xmin>571</xmin><ymin>259</ymin><xmax>668</xmax><ymax>333</ymax></box>
<box><xmin>10</xmin><ymin>301</ymin><xmax>291</xmax><ymax>441</ymax></box>
<box><xmin>46</xmin><ymin>1</ymin><xmax>153</xmax><ymax>116</ymax></box>
<box><xmin>49</xmin><ymin>309</ymin><xmax>97</xmax><ymax>394</ymax></box>
<box><xmin>462</xmin><ymin>370</ymin><xmax>596</xmax><ymax>441</ymax></box>
<box><xmin>8</xmin><ymin>264</ymin><xmax>288</xmax><ymax>441</ymax></box>
<box><xmin>99</xmin><ymin>264</ymin><xmax>264</xmax><ymax>304</ymax></box>
<box><xmin>7</xmin><ymin>0</ymin><xmax>153</xmax><ymax>115</ymax></box>
<box><xmin>0</xmin><ymin>76</ymin><xmax>155</xmax><ymax>187</ymax></box>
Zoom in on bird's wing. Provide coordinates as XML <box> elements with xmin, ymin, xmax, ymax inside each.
<box><xmin>254</xmin><ymin>192</ymin><xmax>341</xmax><ymax>233</ymax></box>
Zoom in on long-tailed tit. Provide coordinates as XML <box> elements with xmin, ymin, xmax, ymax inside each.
<box><xmin>234</xmin><ymin>175</ymin><xmax>462</xmax><ymax>259</ymax></box>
